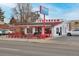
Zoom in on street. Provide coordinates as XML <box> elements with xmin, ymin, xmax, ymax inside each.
<box><xmin>0</xmin><ymin>36</ymin><xmax>79</xmax><ymax>56</ymax></box>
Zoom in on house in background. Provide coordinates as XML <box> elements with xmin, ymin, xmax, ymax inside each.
<box><xmin>67</xmin><ymin>20</ymin><xmax>79</xmax><ymax>31</ymax></box>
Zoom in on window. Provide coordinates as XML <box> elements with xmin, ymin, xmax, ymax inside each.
<box><xmin>57</xmin><ymin>19</ymin><xmax>59</xmax><ymax>21</ymax></box>
<box><xmin>56</xmin><ymin>28</ymin><xmax>59</xmax><ymax>34</ymax></box>
<box><xmin>35</xmin><ymin>27</ymin><xmax>42</xmax><ymax>33</ymax></box>
<box><xmin>27</xmin><ymin>28</ymin><xmax>32</xmax><ymax>33</ymax></box>
<box><xmin>75</xmin><ymin>22</ymin><xmax>79</xmax><ymax>24</ymax></box>
<box><xmin>73</xmin><ymin>29</ymin><xmax>79</xmax><ymax>31</ymax></box>
<box><xmin>45</xmin><ymin>28</ymin><xmax>51</xmax><ymax>34</ymax></box>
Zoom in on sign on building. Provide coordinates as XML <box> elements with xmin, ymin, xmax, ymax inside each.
<box><xmin>40</xmin><ymin>6</ymin><xmax>49</xmax><ymax>15</ymax></box>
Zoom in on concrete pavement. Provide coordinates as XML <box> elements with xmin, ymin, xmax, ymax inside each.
<box><xmin>0</xmin><ymin>36</ymin><xmax>79</xmax><ymax>46</ymax></box>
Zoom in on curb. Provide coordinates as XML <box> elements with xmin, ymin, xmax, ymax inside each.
<box><xmin>0</xmin><ymin>37</ymin><xmax>53</xmax><ymax>43</ymax></box>
<box><xmin>0</xmin><ymin>38</ymin><xmax>79</xmax><ymax>47</ymax></box>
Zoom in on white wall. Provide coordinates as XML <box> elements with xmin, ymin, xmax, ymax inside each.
<box><xmin>52</xmin><ymin>22</ymin><xmax>67</xmax><ymax>38</ymax></box>
<box><xmin>24</xmin><ymin>28</ymin><xmax>27</xmax><ymax>34</ymax></box>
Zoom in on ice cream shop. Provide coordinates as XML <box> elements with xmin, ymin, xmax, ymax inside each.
<box><xmin>0</xmin><ymin>18</ymin><xmax>66</xmax><ymax>39</ymax></box>
<box><xmin>22</xmin><ymin>19</ymin><xmax>66</xmax><ymax>39</ymax></box>
<box><xmin>7</xmin><ymin>19</ymin><xmax>65</xmax><ymax>39</ymax></box>
<box><xmin>0</xmin><ymin>5</ymin><xmax>67</xmax><ymax>39</ymax></box>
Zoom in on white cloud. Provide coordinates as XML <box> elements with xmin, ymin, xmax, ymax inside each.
<box><xmin>40</xmin><ymin>4</ymin><xmax>79</xmax><ymax>20</ymax></box>
<box><xmin>0</xmin><ymin>3</ymin><xmax>16</xmax><ymax>8</ymax></box>
<box><xmin>4</xmin><ymin>18</ymin><xmax>10</xmax><ymax>23</ymax></box>
<box><xmin>39</xmin><ymin>4</ymin><xmax>79</xmax><ymax>20</ymax></box>
<box><xmin>32</xmin><ymin>4</ymin><xmax>63</xmax><ymax>19</ymax></box>
<box><xmin>1</xmin><ymin>3</ymin><xmax>79</xmax><ymax>21</ymax></box>
<box><xmin>32</xmin><ymin>7</ymin><xmax>39</xmax><ymax>12</ymax></box>
<box><xmin>63</xmin><ymin>8</ymin><xmax>79</xmax><ymax>20</ymax></box>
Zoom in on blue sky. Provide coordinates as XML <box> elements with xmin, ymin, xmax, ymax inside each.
<box><xmin>32</xmin><ymin>3</ymin><xmax>79</xmax><ymax>21</ymax></box>
<box><xmin>0</xmin><ymin>3</ymin><xmax>79</xmax><ymax>23</ymax></box>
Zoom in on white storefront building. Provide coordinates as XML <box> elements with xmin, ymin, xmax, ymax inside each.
<box><xmin>23</xmin><ymin>19</ymin><xmax>67</xmax><ymax>39</ymax></box>
<box><xmin>52</xmin><ymin>21</ymin><xmax>67</xmax><ymax>38</ymax></box>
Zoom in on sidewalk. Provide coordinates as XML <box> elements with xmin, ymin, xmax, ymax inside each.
<box><xmin>0</xmin><ymin>37</ymin><xmax>53</xmax><ymax>43</ymax></box>
<box><xmin>0</xmin><ymin>37</ymin><xmax>79</xmax><ymax>47</ymax></box>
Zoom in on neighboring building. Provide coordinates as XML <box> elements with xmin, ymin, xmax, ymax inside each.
<box><xmin>0</xmin><ymin>21</ymin><xmax>9</xmax><ymax>29</ymax></box>
<box><xmin>0</xmin><ymin>21</ymin><xmax>4</xmax><ymax>25</ymax></box>
<box><xmin>67</xmin><ymin>20</ymin><xmax>79</xmax><ymax>31</ymax></box>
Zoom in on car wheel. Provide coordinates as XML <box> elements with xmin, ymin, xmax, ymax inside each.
<box><xmin>67</xmin><ymin>33</ymin><xmax>71</xmax><ymax>36</ymax></box>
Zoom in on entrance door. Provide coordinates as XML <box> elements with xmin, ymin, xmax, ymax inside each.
<box><xmin>60</xmin><ymin>27</ymin><xmax>62</xmax><ymax>35</ymax></box>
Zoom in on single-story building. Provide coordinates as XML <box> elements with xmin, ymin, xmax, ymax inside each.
<box><xmin>23</xmin><ymin>19</ymin><xmax>67</xmax><ymax>38</ymax></box>
<box><xmin>67</xmin><ymin>20</ymin><xmax>79</xmax><ymax>31</ymax></box>
<box><xmin>52</xmin><ymin>21</ymin><xmax>67</xmax><ymax>38</ymax></box>
<box><xmin>0</xmin><ymin>19</ymin><xmax>67</xmax><ymax>39</ymax></box>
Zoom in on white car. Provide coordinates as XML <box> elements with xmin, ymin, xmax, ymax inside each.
<box><xmin>0</xmin><ymin>30</ymin><xmax>3</xmax><ymax>35</ymax></box>
<box><xmin>5</xmin><ymin>30</ymin><xmax>13</xmax><ymax>34</ymax></box>
<box><xmin>67</xmin><ymin>29</ymin><xmax>79</xmax><ymax>36</ymax></box>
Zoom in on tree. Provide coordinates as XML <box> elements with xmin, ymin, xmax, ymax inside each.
<box><xmin>10</xmin><ymin>17</ymin><xmax>17</xmax><ymax>25</ymax></box>
<box><xmin>31</xmin><ymin>12</ymin><xmax>40</xmax><ymax>22</ymax></box>
<box><xmin>13</xmin><ymin>3</ymin><xmax>40</xmax><ymax>24</ymax></box>
<box><xmin>13</xmin><ymin>3</ymin><xmax>31</xmax><ymax>24</ymax></box>
<box><xmin>0</xmin><ymin>8</ymin><xmax>5</xmax><ymax>22</ymax></box>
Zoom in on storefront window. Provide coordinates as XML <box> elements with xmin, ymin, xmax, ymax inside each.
<box><xmin>75</xmin><ymin>22</ymin><xmax>78</xmax><ymax>24</ymax></box>
<box><xmin>56</xmin><ymin>28</ymin><xmax>59</xmax><ymax>34</ymax></box>
<box><xmin>27</xmin><ymin>28</ymin><xmax>32</xmax><ymax>33</ymax></box>
<box><xmin>35</xmin><ymin>27</ymin><xmax>42</xmax><ymax>33</ymax></box>
<box><xmin>45</xmin><ymin>28</ymin><xmax>51</xmax><ymax>34</ymax></box>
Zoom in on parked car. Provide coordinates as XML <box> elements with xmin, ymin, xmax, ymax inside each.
<box><xmin>0</xmin><ymin>30</ymin><xmax>3</xmax><ymax>35</ymax></box>
<box><xmin>67</xmin><ymin>29</ymin><xmax>79</xmax><ymax>36</ymax></box>
<box><xmin>5</xmin><ymin>30</ymin><xmax>13</xmax><ymax>34</ymax></box>
<box><xmin>0</xmin><ymin>29</ymin><xmax>13</xmax><ymax>35</ymax></box>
